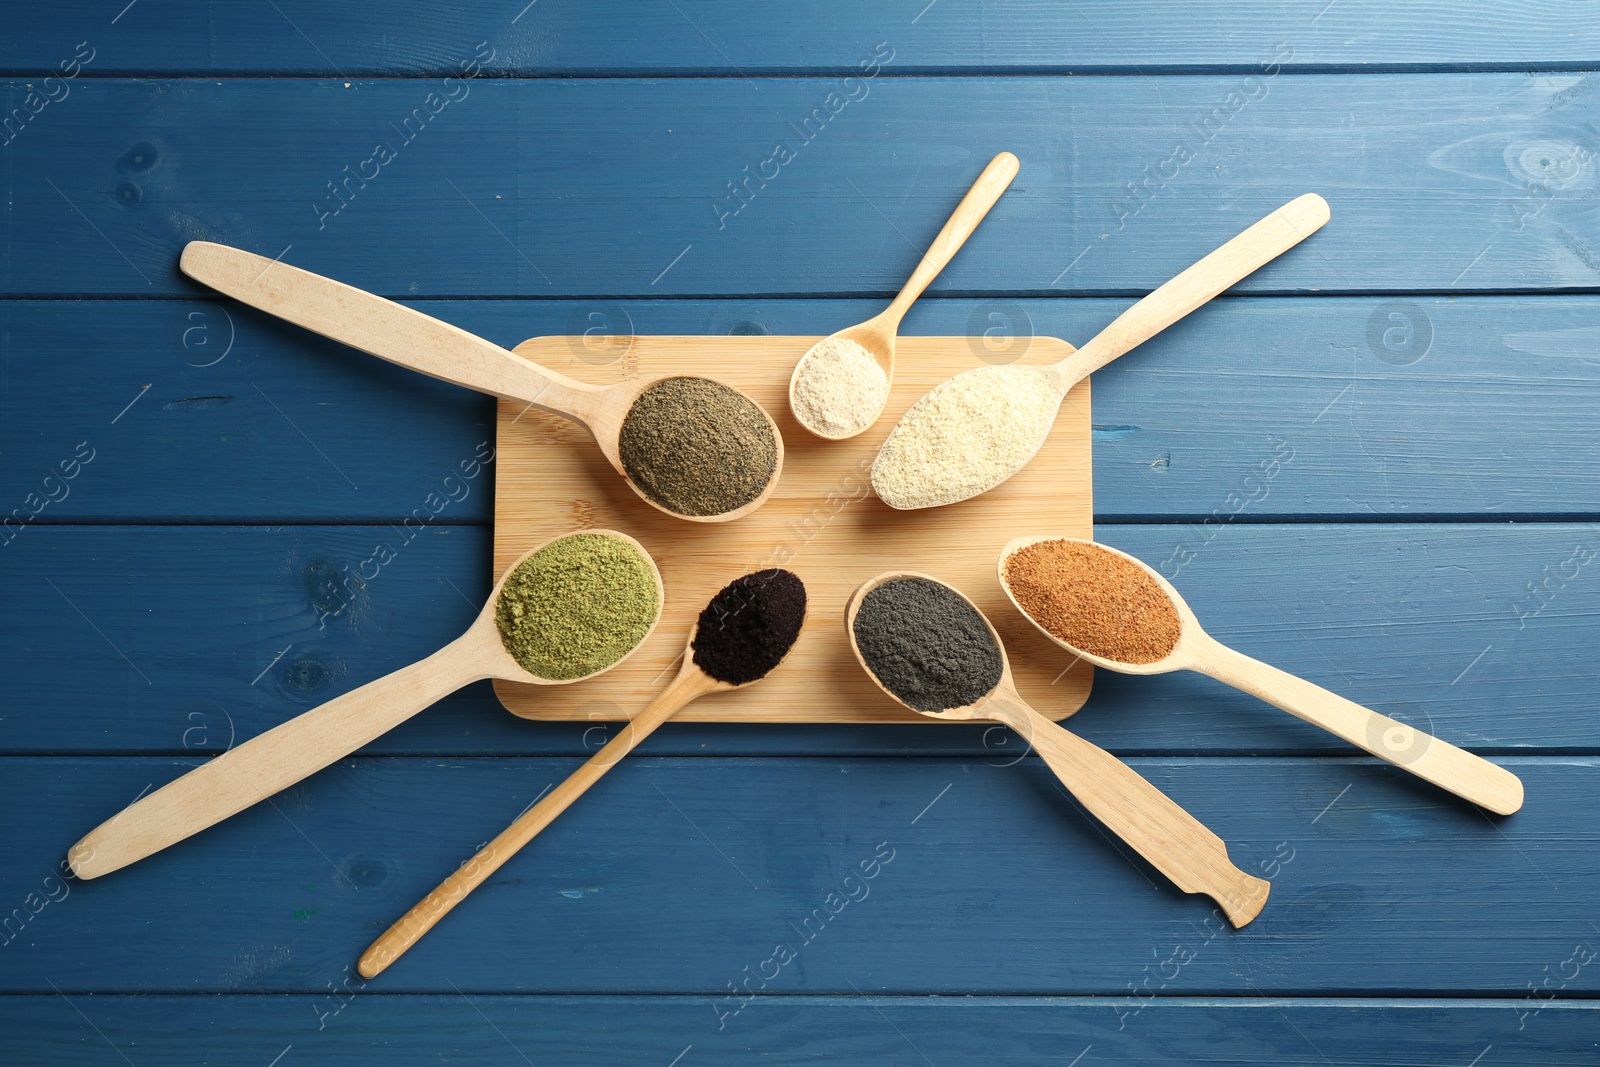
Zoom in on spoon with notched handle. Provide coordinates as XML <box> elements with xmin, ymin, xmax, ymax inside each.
<box><xmin>846</xmin><ymin>571</ymin><xmax>1270</xmax><ymax>928</ymax></box>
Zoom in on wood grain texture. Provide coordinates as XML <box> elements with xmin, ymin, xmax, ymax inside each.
<box><xmin>63</xmin><ymin>530</ymin><xmax>661</xmax><ymax>881</ymax></box>
<box><xmin>360</xmin><ymin>661</ymin><xmax>726</xmax><ymax>977</ymax></box>
<box><xmin>4</xmin><ymin>522</ymin><xmax>1593</xmax><ymax>755</ymax></box>
<box><xmin>845</xmin><ymin>572</ymin><xmax>1269</xmax><ymax>927</ymax></box>
<box><xmin>797</xmin><ymin>150</ymin><xmax>1019</xmax><ymax>439</ymax></box>
<box><xmin>178</xmin><ymin>242</ymin><xmax>786</xmax><ymax>522</ymax></box>
<box><xmin>4</xmin><ymin>76</ymin><xmax>1596</xmax><ymax>296</ymax></box>
<box><xmin>999</xmin><ymin>536</ymin><xmax>1527</xmax><ymax>814</ymax></box>
<box><xmin>3</xmin><ymin>995</ymin><xmax>1596</xmax><ymax>1065</ymax></box>
<box><xmin>4</xmin><ymin>2</ymin><xmax>1597</xmax><ymax>74</ymax></box>
<box><xmin>3</xmin><ymin>3</ymin><xmax>1595</xmax><ymax>1057</ymax></box>
<box><xmin>7</xmin><ymin>755</ymin><xmax>1594</xmax><ymax>993</ymax></box>
<box><xmin>4</xmin><ymin>295</ymin><xmax>1598</xmax><ymax>521</ymax></box>
<box><xmin>1046</xmin><ymin>193</ymin><xmax>1331</xmax><ymax>390</ymax></box>
<box><xmin>495</xmin><ymin>335</ymin><xmax>1093</xmax><ymax>722</ymax></box>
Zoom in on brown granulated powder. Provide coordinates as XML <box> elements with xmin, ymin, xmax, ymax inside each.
<box><xmin>1003</xmin><ymin>539</ymin><xmax>1181</xmax><ymax>664</ymax></box>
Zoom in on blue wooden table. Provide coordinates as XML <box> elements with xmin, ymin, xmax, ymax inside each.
<box><xmin>4</xmin><ymin>2</ymin><xmax>1597</xmax><ymax>1062</ymax></box>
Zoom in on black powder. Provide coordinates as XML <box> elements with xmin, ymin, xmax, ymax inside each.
<box><xmin>852</xmin><ymin>577</ymin><xmax>1002</xmax><ymax>712</ymax></box>
<box><xmin>691</xmin><ymin>569</ymin><xmax>807</xmax><ymax>686</ymax></box>
<box><xmin>618</xmin><ymin>377</ymin><xmax>779</xmax><ymax>517</ymax></box>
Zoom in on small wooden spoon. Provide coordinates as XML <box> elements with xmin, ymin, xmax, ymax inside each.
<box><xmin>872</xmin><ymin>193</ymin><xmax>1331</xmax><ymax>508</ymax></box>
<box><xmin>998</xmin><ymin>537</ymin><xmax>1525</xmax><ymax>815</ymax></box>
<box><xmin>359</xmin><ymin>582</ymin><xmax>807</xmax><ymax>978</ymax></box>
<box><xmin>181</xmin><ymin>242</ymin><xmax>782</xmax><ymax>523</ymax></box>
<box><xmin>845</xmin><ymin>572</ymin><xmax>1270</xmax><ymax>928</ymax></box>
<box><xmin>67</xmin><ymin>531</ymin><xmax>664</xmax><ymax>881</ymax></box>
<box><xmin>788</xmin><ymin>151</ymin><xmax>1020</xmax><ymax>440</ymax></box>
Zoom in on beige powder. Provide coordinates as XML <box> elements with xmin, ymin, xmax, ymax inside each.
<box><xmin>871</xmin><ymin>365</ymin><xmax>1059</xmax><ymax>509</ymax></box>
<box><xmin>791</xmin><ymin>336</ymin><xmax>891</xmax><ymax>437</ymax></box>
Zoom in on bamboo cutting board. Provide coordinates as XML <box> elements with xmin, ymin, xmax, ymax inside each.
<box><xmin>493</xmin><ymin>335</ymin><xmax>1093</xmax><ymax>723</ymax></box>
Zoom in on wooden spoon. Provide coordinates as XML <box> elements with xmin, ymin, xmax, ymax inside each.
<box><xmin>359</xmin><ymin>575</ymin><xmax>807</xmax><ymax>978</ymax></box>
<box><xmin>845</xmin><ymin>572</ymin><xmax>1270</xmax><ymax>928</ymax></box>
<box><xmin>180</xmin><ymin>242</ymin><xmax>783</xmax><ymax>523</ymax></box>
<box><xmin>872</xmin><ymin>193</ymin><xmax>1331</xmax><ymax>508</ymax></box>
<box><xmin>67</xmin><ymin>531</ymin><xmax>664</xmax><ymax>880</ymax></box>
<box><xmin>998</xmin><ymin>537</ymin><xmax>1525</xmax><ymax>815</ymax></box>
<box><xmin>788</xmin><ymin>151</ymin><xmax>1020</xmax><ymax>440</ymax></box>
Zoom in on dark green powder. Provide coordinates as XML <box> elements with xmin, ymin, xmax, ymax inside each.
<box><xmin>494</xmin><ymin>533</ymin><xmax>660</xmax><ymax>680</ymax></box>
<box><xmin>853</xmin><ymin>577</ymin><xmax>1003</xmax><ymax>712</ymax></box>
<box><xmin>618</xmin><ymin>376</ymin><xmax>778</xmax><ymax>517</ymax></box>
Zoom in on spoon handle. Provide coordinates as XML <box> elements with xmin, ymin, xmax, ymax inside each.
<box><xmin>1196</xmin><ymin>641</ymin><xmax>1524</xmax><ymax>815</ymax></box>
<box><xmin>68</xmin><ymin>635</ymin><xmax>486</xmax><ymax>880</ymax></box>
<box><xmin>880</xmin><ymin>151</ymin><xmax>1020</xmax><ymax>327</ymax></box>
<box><xmin>989</xmin><ymin>695</ymin><xmax>1270</xmax><ymax>928</ymax></box>
<box><xmin>358</xmin><ymin>666</ymin><xmax>720</xmax><ymax>978</ymax></box>
<box><xmin>1052</xmin><ymin>193</ymin><xmax>1330</xmax><ymax>387</ymax></box>
<box><xmin>180</xmin><ymin>242</ymin><xmax>598</xmax><ymax>417</ymax></box>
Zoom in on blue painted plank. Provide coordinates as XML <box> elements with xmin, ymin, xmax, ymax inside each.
<box><xmin>2</xmin><ymin>75</ymin><xmax>1595</xmax><ymax>296</ymax></box>
<box><xmin>0</xmin><ymin>755</ymin><xmax>1590</xmax><ymax>993</ymax></box>
<box><xmin>3</xmin><ymin>524</ymin><xmax>1593</xmax><ymax>756</ymax></box>
<box><xmin>0</xmin><ymin>300</ymin><xmax>495</xmax><ymax>524</ymax></box>
<box><xmin>4</xmin><ymin>296</ymin><xmax>1597</xmax><ymax>523</ymax></box>
<box><xmin>0</xmin><ymin>995</ymin><xmax>1593</xmax><ymax>1065</ymax></box>
<box><xmin>3</xmin><ymin>3</ymin><xmax>1596</xmax><ymax>75</ymax></box>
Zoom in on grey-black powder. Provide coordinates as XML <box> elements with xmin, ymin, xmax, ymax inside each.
<box><xmin>618</xmin><ymin>377</ymin><xmax>778</xmax><ymax>517</ymax></box>
<box><xmin>852</xmin><ymin>577</ymin><xmax>1002</xmax><ymax>711</ymax></box>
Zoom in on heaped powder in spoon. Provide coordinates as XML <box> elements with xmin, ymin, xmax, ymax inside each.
<box><xmin>1004</xmin><ymin>539</ymin><xmax>1181</xmax><ymax>664</ymax></box>
<box><xmin>619</xmin><ymin>376</ymin><xmax>778</xmax><ymax>517</ymax></box>
<box><xmin>791</xmin><ymin>337</ymin><xmax>890</xmax><ymax>437</ymax></box>
<box><xmin>871</xmin><ymin>365</ymin><xmax>1058</xmax><ymax>509</ymax></box>
<box><xmin>691</xmin><ymin>569</ymin><xmax>807</xmax><ymax>685</ymax></box>
<box><xmin>495</xmin><ymin>533</ymin><xmax>660</xmax><ymax>680</ymax></box>
<box><xmin>852</xmin><ymin>577</ymin><xmax>1002</xmax><ymax>711</ymax></box>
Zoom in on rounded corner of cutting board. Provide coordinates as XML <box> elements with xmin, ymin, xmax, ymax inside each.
<box><xmin>493</xmin><ymin>335</ymin><xmax>1093</xmax><ymax>724</ymax></box>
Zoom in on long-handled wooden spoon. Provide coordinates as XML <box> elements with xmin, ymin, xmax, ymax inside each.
<box><xmin>180</xmin><ymin>242</ymin><xmax>783</xmax><ymax>523</ymax></box>
<box><xmin>67</xmin><ymin>531</ymin><xmax>665</xmax><ymax>880</ymax></box>
<box><xmin>358</xmin><ymin>568</ymin><xmax>807</xmax><ymax>978</ymax></box>
<box><xmin>845</xmin><ymin>572</ymin><xmax>1269</xmax><ymax>927</ymax></box>
<box><xmin>998</xmin><ymin>537</ymin><xmax>1525</xmax><ymax>815</ymax></box>
<box><xmin>872</xmin><ymin>193</ymin><xmax>1331</xmax><ymax>509</ymax></box>
<box><xmin>788</xmin><ymin>151</ymin><xmax>1020</xmax><ymax>440</ymax></box>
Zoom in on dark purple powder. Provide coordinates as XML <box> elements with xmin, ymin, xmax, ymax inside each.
<box><xmin>691</xmin><ymin>569</ymin><xmax>807</xmax><ymax>685</ymax></box>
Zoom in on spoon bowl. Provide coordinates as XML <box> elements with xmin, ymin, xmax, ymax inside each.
<box><xmin>360</xmin><ymin>569</ymin><xmax>808</xmax><ymax>977</ymax></box>
<box><xmin>68</xmin><ymin>530</ymin><xmax>665</xmax><ymax>880</ymax></box>
<box><xmin>871</xmin><ymin>193</ymin><xmax>1331</xmax><ymax>509</ymax></box>
<box><xmin>788</xmin><ymin>151</ymin><xmax>1019</xmax><ymax>440</ymax></box>
<box><xmin>181</xmin><ymin>242</ymin><xmax>783</xmax><ymax>523</ymax></box>
<box><xmin>845</xmin><ymin>571</ymin><xmax>1270</xmax><ymax>927</ymax></box>
<box><xmin>997</xmin><ymin>536</ymin><xmax>1525</xmax><ymax>815</ymax></box>
<box><xmin>997</xmin><ymin>534</ymin><xmax>1203</xmax><ymax>676</ymax></box>
<box><xmin>843</xmin><ymin>570</ymin><xmax>1015</xmax><ymax>721</ymax></box>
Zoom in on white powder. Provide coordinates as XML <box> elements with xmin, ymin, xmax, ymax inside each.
<box><xmin>871</xmin><ymin>365</ymin><xmax>1060</xmax><ymax>509</ymax></box>
<box><xmin>790</xmin><ymin>336</ymin><xmax>891</xmax><ymax>437</ymax></box>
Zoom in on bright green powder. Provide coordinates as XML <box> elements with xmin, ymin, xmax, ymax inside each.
<box><xmin>494</xmin><ymin>533</ymin><xmax>660</xmax><ymax>680</ymax></box>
